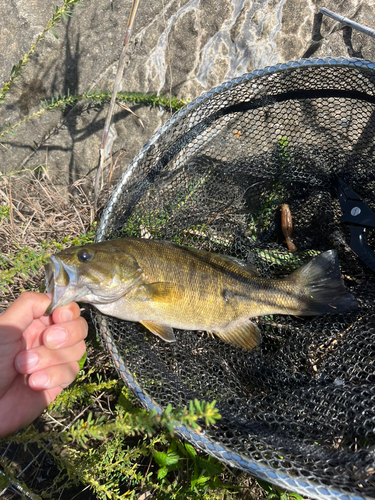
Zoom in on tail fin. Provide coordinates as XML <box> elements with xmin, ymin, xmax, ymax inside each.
<box><xmin>288</xmin><ymin>250</ymin><xmax>358</xmax><ymax>315</ymax></box>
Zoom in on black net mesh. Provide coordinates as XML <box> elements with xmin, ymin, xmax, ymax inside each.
<box><xmin>94</xmin><ymin>58</ymin><xmax>375</xmax><ymax>500</ymax></box>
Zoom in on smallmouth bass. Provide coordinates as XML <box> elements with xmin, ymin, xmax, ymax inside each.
<box><xmin>44</xmin><ymin>238</ymin><xmax>358</xmax><ymax>349</ymax></box>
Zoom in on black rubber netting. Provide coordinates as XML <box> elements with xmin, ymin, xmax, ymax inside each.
<box><xmin>93</xmin><ymin>58</ymin><xmax>375</xmax><ymax>500</ymax></box>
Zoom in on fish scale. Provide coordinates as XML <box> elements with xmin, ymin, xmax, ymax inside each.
<box><xmin>44</xmin><ymin>238</ymin><xmax>358</xmax><ymax>349</ymax></box>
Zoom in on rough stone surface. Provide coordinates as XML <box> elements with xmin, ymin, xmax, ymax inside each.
<box><xmin>0</xmin><ymin>0</ymin><xmax>375</xmax><ymax>187</ymax></box>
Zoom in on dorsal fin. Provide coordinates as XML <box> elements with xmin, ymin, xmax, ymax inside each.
<box><xmin>220</xmin><ymin>254</ymin><xmax>259</xmax><ymax>277</ymax></box>
<box><xmin>176</xmin><ymin>245</ymin><xmax>259</xmax><ymax>278</ymax></box>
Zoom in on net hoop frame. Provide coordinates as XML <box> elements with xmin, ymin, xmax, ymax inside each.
<box><xmin>96</xmin><ymin>57</ymin><xmax>375</xmax><ymax>500</ymax></box>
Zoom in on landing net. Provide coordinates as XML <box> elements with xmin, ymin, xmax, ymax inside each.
<box><xmin>95</xmin><ymin>58</ymin><xmax>375</xmax><ymax>500</ymax></box>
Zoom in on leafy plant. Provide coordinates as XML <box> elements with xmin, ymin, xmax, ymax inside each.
<box><xmin>1</xmin><ymin>366</ymin><xmax>230</xmax><ymax>500</ymax></box>
<box><xmin>153</xmin><ymin>437</ymin><xmax>225</xmax><ymax>493</ymax></box>
<box><xmin>247</xmin><ymin>136</ymin><xmax>291</xmax><ymax>239</ymax></box>
<box><xmin>278</xmin><ymin>136</ymin><xmax>290</xmax><ymax>170</ymax></box>
<box><xmin>0</xmin><ymin>90</ymin><xmax>189</xmax><ymax>141</ymax></box>
<box><xmin>257</xmin><ymin>480</ymin><xmax>303</xmax><ymax>500</ymax></box>
<box><xmin>0</xmin><ymin>205</ymin><xmax>10</xmax><ymax>221</ymax></box>
<box><xmin>0</xmin><ymin>0</ymin><xmax>84</xmax><ymax>103</ymax></box>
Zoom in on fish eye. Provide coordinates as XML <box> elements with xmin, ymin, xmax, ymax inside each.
<box><xmin>77</xmin><ymin>249</ymin><xmax>93</xmax><ymax>262</ymax></box>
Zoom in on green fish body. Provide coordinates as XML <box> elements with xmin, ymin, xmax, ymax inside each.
<box><xmin>44</xmin><ymin>238</ymin><xmax>358</xmax><ymax>349</ymax></box>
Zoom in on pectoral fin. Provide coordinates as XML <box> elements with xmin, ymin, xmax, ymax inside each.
<box><xmin>140</xmin><ymin>320</ymin><xmax>176</xmax><ymax>342</ymax></box>
<box><xmin>214</xmin><ymin>320</ymin><xmax>261</xmax><ymax>350</ymax></box>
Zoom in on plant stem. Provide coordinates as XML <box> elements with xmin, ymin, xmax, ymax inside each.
<box><xmin>94</xmin><ymin>0</ymin><xmax>141</xmax><ymax>206</ymax></box>
<box><xmin>0</xmin><ymin>92</ymin><xmax>188</xmax><ymax>141</ymax></box>
<box><xmin>0</xmin><ymin>0</ymin><xmax>82</xmax><ymax>102</ymax></box>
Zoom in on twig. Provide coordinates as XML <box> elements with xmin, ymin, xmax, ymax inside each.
<box><xmin>93</xmin><ymin>0</ymin><xmax>141</xmax><ymax>207</ymax></box>
<box><xmin>161</xmin><ymin>0</ymin><xmax>173</xmax><ymax>114</ymax></box>
<box><xmin>70</xmin><ymin>485</ymin><xmax>91</xmax><ymax>500</ymax></box>
<box><xmin>108</xmin><ymin>149</ymin><xmax>127</xmax><ymax>188</ymax></box>
<box><xmin>8</xmin><ymin>177</ymin><xmax>14</xmax><ymax>232</ymax></box>
<box><xmin>116</xmin><ymin>99</ymin><xmax>145</xmax><ymax>128</ymax></box>
<box><xmin>140</xmin><ymin>457</ymin><xmax>153</xmax><ymax>491</ymax></box>
<box><xmin>72</xmin><ymin>204</ymin><xmax>86</xmax><ymax>233</ymax></box>
<box><xmin>21</xmin><ymin>210</ymin><xmax>37</xmax><ymax>239</ymax></box>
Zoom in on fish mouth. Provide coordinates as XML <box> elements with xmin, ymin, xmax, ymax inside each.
<box><xmin>44</xmin><ymin>256</ymin><xmax>79</xmax><ymax>315</ymax></box>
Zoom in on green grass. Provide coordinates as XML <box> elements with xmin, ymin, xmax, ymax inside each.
<box><xmin>0</xmin><ymin>361</ymin><xmax>239</xmax><ymax>500</ymax></box>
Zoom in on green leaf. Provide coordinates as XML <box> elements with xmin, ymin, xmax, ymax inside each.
<box><xmin>192</xmin><ymin>474</ymin><xmax>210</xmax><ymax>487</ymax></box>
<box><xmin>194</xmin><ymin>398</ymin><xmax>202</xmax><ymax>413</ymax></box>
<box><xmin>184</xmin><ymin>442</ymin><xmax>197</xmax><ymax>459</ymax></box>
<box><xmin>77</xmin><ymin>350</ymin><xmax>87</xmax><ymax>371</ymax></box>
<box><xmin>257</xmin><ymin>479</ymin><xmax>273</xmax><ymax>493</ymax></box>
<box><xmin>164</xmin><ymin>403</ymin><xmax>172</xmax><ymax>415</ymax></box>
<box><xmin>191</xmin><ymin>462</ymin><xmax>210</xmax><ymax>488</ymax></box>
<box><xmin>157</xmin><ymin>467</ymin><xmax>168</xmax><ymax>480</ymax></box>
<box><xmin>165</xmin><ymin>451</ymin><xmax>180</xmax><ymax>466</ymax></box>
<box><xmin>196</xmin><ymin>456</ymin><xmax>223</xmax><ymax>476</ymax></box>
<box><xmin>288</xmin><ymin>493</ymin><xmax>303</xmax><ymax>500</ymax></box>
<box><xmin>189</xmin><ymin>400</ymin><xmax>194</xmax><ymax>414</ymax></box>
<box><xmin>168</xmin><ymin>438</ymin><xmax>178</xmax><ymax>452</ymax></box>
<box><xmin>117</xmin><ymin>392</ymin><xmax>133</xmax><ymax>411</ymax></box>
<box><xmin>153</xmin><ymin>451</ymin><xmax>167</xmax><ymax>467</ymax></box>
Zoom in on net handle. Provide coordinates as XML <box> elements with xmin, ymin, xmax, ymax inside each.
<box><xmin>320</xmin><ymin>7</ymin><xmax>375</xmax><ymax>39</ymax></box>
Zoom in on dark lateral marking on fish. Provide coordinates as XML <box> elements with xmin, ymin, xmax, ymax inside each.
<box><xmin>222</xmin><ymin>289</ymin><xmax>230</xmax><ymax>303</ymax></box>
<box><xmin>45</xmin><ymin>239</ymin><xmax>358</xmax><ymax>351</ymax></box>
<box><xmin>221</xmin><ymin>289</ymin><xmax>252</xmax><ymax>309</ymax></box>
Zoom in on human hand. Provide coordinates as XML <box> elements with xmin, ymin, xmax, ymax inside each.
<box><xmin>0</xmin><ymin>292</ymin><xmax>87</xmax><ymax>438</ymax></box>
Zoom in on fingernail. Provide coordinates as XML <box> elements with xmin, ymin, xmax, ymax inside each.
<box><xmin>46</xmin><ymin>327</ymin><xmax>67</xmax><ymax>347</ymax></box>
<box><xmin>30</xmin><ymin>372</ymin><xmax>49</xmax><ymax>388</ymax></box>
<box><xmin>59</xmin><ymin>309</ymin><xmax>73</xmax><ymax>323</ymax></box>
<box><xmin>16</xmin><ymin>352</ymin><xmax>39</xmax><ymax>372</ymax></box>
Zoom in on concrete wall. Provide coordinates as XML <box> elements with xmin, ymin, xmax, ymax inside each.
<box><xmin>0</xmin><ymin>0</ymin><xmax>374</xmax><ymax>186</ymax></box>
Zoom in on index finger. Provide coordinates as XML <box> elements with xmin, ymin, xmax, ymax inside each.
<box><xmin>51</xmin><ymin>302</ymin><xmax>82</xmax><ymax>324</ymax></box>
